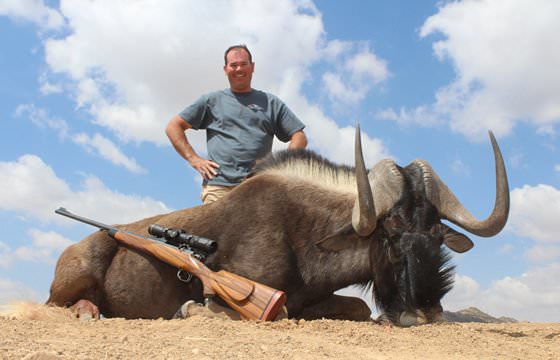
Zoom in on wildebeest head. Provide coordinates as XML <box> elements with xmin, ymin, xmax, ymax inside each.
<box><xmin>320</xmin><ymin>125</ymin><xmax>509</xmax><ymax>326</ymax></box>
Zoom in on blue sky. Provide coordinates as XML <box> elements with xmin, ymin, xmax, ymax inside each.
<box><xmin>1</xmin><ymin>0</ymin><xmax>559</xmax><ymax>322</ymax></box>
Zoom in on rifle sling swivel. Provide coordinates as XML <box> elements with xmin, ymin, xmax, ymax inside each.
<box><xmin>177</xmin><ymin>269</ymin><xmax>193</xmax><ymax>283</ymax></box>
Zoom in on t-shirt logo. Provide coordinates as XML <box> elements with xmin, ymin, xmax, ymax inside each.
<box><xmin>247</xmin><ymin>104</ymin><xmax>264</xmax><ymax>112</ymax></box>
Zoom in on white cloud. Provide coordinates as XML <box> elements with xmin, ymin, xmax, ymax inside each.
<box><xmin>381</xmin><ymin>0</ymin><xmax>560</xmax><ymax>140</ymax></box>
<box><xmin>36</xmin><ymin>0</ymin><xmax>390</xmax><ymax>162</ymax></box>
<box><xmin>376</xmin><ymin>105</ymin><xmax>443</xmax><ymax>127</ymax></box>
<box><xmin>0</xmin><ymin>155</ymin><xmax>170</xmax><ymax>224</ymax></box>
<box><xmin>444</xmin><ymin>264</ymin><xmax>560</xmax><ymax>322</ymax></box>
<box><xmin>39</xmin><ymin>81</ymin><xmax>62</xmax><ymax>95</ymax></box>
<box><xmin>555</xmin><ymin>164</ymin><xmax>560</xmax><ymax>172</ymax></box>
<box><xmin>323</xmin><ymin>39</ymin><xmax>353</xmax><ymax>59</ymax></box>
<box><xmin>38</xmin><ymin>73</ymin><xmax>63</xmax><ymax>95</ymax></box>
<box><xmin>276</xmin><ymin>81</ymin><xmax>392</xmax><ymax>166</ymax></box>
<box><xmin>0</xmin><ymin>229</ymin><xmax>73</xmax><ymax>268</ymax></box>
<box><xmin>73</xmin><ymin>133</ymin><xmax>146</xmax><ymax>174</ymax></box>
<box><xmin>42</xmin><ymin>1</ymin><xmax>323</xmax><ymax>145</ymax></box>
<box><xmin>28</xmin><ymin>229</ymin><xmax>73</xmax><ymax>252</ymax></box>
<box><xmin>0</xmin><ymin>278</ymin><xmax>43</xmax><ymax>305</ymax></box>
<box><xmin>510</xmin><ymin>184</ymin><xmax>560</xmax><ymax>244</ymax></box>
<box><xmin>525</xmin><ymin>246</ymin><xmax>560</xmax><ymax>263</ymax></box>
<box><xmin>321</xmin><ymin>42</ymin><xmax>389</xmax><ymax>105</ymax></box>
<box><xmin>322</xmin><ymin>73</ymin><xmax>360</xmax><ymax>104</ymax></box>
<box><xmin>444</xmin><ymin>273</ymin><xmax>480</xmax><ymax>307</ymax></box>
<box><xmin>0</xmin><ymin>155</ymin><xmax>70</xmax><ymax>221</ymax></box>
<box><xmin>15</xmin><ymin>104</ymin><xmax>144</xmax><ymax>174</ymax></box>
<box><xmin>15</xmin><ymin>103</ymin><xmax>69</xmax><ymax>139</ymax></box>
<box><xmin>346</xmin><ymin>51</ymin><xmax>388</xmax><ymax>83</ymax></box>
<box><xmin>0</xmin><ymin>0</ymin><xmax>64</xmax><ymax>30</ymax></box>
<box><xmin>507</xmin><ymin>184</ymin><xmax>560</xmax><ymax>263</ymax></box>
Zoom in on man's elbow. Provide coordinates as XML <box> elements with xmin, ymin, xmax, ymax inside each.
<box><xmin>166</xmin><ymin>115</ymin><xmax>190</xmax><ymax>138</ymax></box>
<box><xmin>165</xmin><ymin>122</ymin><xmax>174</xmax><ymax>138</ymax></box>
<box><xmin>289</xmin><ymin>130</ymin><xmax>308</xmax><ymax>149</ymax></box>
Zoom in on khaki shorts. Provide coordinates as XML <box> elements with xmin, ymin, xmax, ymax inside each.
<box><xmin>200</xmin><ymin>184</ymin><xmax>235</xmax><ymax>204</ymax></box>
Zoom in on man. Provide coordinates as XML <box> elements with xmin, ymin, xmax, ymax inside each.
<box><xmin>166</xmin><ymin>44</ymin><xmax>307</xmax><ymax>204</ymax></box>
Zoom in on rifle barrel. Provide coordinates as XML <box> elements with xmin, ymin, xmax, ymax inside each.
<box><xmin>55</xmin><ymin>207</ymin><xmax>114</xmax><ymax>233</ymax></box>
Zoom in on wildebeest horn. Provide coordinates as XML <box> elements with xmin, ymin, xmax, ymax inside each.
<box><xmin>413</xmin><ymin>131</ymin><xmax>509</xmax><ymax>237</ymax></box>
<box><xmin>352</xmin><ymin>125</ymin><xmax>404</xmax><ymax>236</ymax></box>
<box><xmin>352</xmin><ymin>124</ymin><xmax>376</xmax><ymax>236</ymax></box>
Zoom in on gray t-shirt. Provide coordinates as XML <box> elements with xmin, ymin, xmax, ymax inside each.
<box><xmin>179</xmin><ymin>89</ymin><xmax>305</xmax><ymax>186</ymax></box>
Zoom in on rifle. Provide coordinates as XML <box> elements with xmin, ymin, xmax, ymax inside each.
<box><xmin>55</xmin><ymin>207</ymin><xmax>287</xmax><ymax>321</ymax></box>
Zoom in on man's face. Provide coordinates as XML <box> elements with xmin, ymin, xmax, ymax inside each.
<box><xmin>224</xmin><ymin>49</ymin><xmax>254</xmax><ymax>93</ymax></box>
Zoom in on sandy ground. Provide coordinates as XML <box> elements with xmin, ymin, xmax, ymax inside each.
<box><xmin>1</xmin><ymin>312</ymin><xmax>559</xmax><ymax>360</ymax></box>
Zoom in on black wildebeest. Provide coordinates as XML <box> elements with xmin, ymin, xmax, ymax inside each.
<box><xmin>47</xmin><ymin>127</ymin><xmax>509</xmax><ymax>326</ymax></box>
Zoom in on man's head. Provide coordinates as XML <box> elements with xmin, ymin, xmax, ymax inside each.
<box><xmin>224</xmin><ymin>44</ymin><xmax>255</xmax><ymax>93</ymax></box>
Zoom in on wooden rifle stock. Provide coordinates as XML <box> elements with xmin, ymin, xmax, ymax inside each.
<box><xmin>55</xmin><ymin>208</ymin><xmax>287</xmax><ymax>321</ymax></box>
<box><xmin>111</xmin><ymin>230</ymin><xmax>286</xmax><ymax>320</ymax></box>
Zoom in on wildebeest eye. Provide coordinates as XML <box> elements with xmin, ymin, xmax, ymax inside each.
<box><xmin>382</xmin><ymin>213</ymin><xmax>405</xmax><ymax>237</ymax></box>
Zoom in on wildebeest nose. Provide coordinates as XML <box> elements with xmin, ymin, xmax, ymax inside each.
<box><xmin>399</xmin><ymin>310</ymin><xmax>427</xmax><ymax>327</ymax></box>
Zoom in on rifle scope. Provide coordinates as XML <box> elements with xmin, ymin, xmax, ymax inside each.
<box><xmin>148</xmin><ymin>224</ymin><xmax>217</xmax><ymax>254</ymax></box>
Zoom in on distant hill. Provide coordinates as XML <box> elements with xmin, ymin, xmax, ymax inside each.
<box><xmin>443</xmin><ymin>307</ymin><xmax>518</xmax><ymax>323</ymax></box>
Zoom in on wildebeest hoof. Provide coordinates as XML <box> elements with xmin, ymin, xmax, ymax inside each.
<box><xmin>70</xmin><ymin>299</ymin><xmax>99</xmax><ymax>320</ymax></box>
<box><xmin>174</xmin><ymin>299</ymin><xmax>241</xmax><ymax>321</ymax></box>
<box><xmin>174</xmin><ymin>300</ymin><xmax>213</xmax><ymax>319</ymax></box>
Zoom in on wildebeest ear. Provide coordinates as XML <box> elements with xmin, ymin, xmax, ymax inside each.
<box><xmin>442</xmin><ymin>226</ymin><xmax>474</xmax><ymax>253</ymax></box>
<box><xmin>316</xmin><ymin>223</ymin><xmax>355</xmax><ymax>251</ymax></box>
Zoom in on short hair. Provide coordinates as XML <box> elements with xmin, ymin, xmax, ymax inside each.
<box><xmin>224</xmin><ymin>44</ymin><xmax>253</xmax><ymax>65</ymax></box>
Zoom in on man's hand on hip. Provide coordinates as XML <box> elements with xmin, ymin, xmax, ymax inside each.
<box><xmin>190</xmin><ymin>156</ymin><xmax>220</xmax><ymax>180</ymax></box>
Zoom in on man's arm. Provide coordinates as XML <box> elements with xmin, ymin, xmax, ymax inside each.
<box><xmin>165</xmin><ymin>115</ymin><xmax>219</xmax><ymax>179</ymax></box>
<box><xmin>288</xmin><ymin>130</ymin><xmax>308</xmax><ymax>150</ymax></box>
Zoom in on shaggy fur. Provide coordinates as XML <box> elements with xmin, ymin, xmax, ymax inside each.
<box><xmin>252</xmin><ymin>149</ymin><xmax>358</xmax><ymax>194</ymax></box>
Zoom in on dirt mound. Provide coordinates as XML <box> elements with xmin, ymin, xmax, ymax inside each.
<box><xmin>2</xmin><ymin>313</ymin><xmax>559</xmax><ymax>359</ymax></box>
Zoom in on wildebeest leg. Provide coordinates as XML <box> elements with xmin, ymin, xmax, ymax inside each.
<box><xmin>296</xmin><ymin>294</ymin><xmax>371</xmax><ymax>321</ymax></box>
<box><xmin>47</xmin><ymin>269</ymin><xmax>102</xmax><ymax>320</ymax></box>
<box><xmin>46</xmin><ymin>234</ymin><xmax>117</xmax><ymax>319</ymax></box>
